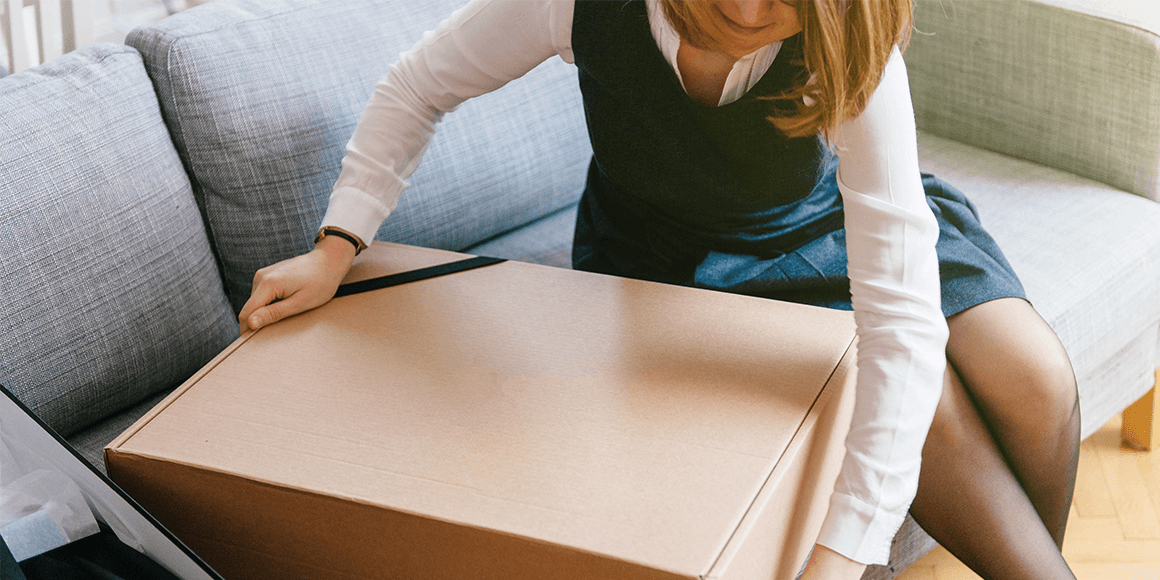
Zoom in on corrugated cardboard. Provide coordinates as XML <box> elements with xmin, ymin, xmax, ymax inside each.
<box><xmin>106</xmin><ymin>242</ymin><xmax>858</xmax><ymax>580</ymax></box>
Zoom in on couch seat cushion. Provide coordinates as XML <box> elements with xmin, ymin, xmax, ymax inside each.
<box><xmin>0</xmin><ymin>44</ymin><xmax>238</xmax><ymax>436</ymax></box>
<box><xmin>917</xmin><ymin>132</ymin><xmax>1160</xmax><ymax>438</ymax></box>
<box><xmin>465</xmin><ymin>205</ymin><xmax>578</xmax><ymax>269</ymax></box>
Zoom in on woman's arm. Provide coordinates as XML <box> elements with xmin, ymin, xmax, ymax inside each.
<box><xmin>239</xmin><ymin>0</ymin><xmax>574</xmax><ymax>331</ymax></box>
<box><xmin>324</xmin><ymin>0</ymin><xmax>576</xmax><ymax>245</ymax></box>
<box><xmin>815</xmin><ymin>46</ymin><xmax>950</xmax><ymax>565</ymax></box>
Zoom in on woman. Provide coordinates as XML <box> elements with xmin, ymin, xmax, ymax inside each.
<box><xmin>239</xmin><ymin>1</ymin><xmax>1081</xmax><ymax>578</ymax></box>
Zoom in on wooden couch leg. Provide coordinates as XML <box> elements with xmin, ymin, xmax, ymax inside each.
<box><xmin>1121</xmin><ymin>370</ymin><xmax>1159</xmax><ymax>451</ymax></box>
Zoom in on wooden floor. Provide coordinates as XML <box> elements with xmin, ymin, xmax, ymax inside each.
<box><xmin>898</xmin><ymin>414</ymin><xmax>1160</xmax><ymax>579</ymax></box>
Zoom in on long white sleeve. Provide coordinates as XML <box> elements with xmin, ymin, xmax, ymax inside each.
<box><xmin>817</xmin><ymin>47</ymin><xmax>949</xmax><ymax>564</ymax></box>
<box><xmin>321</xmin><ymin>0</ymin><xmax>573</xmax><ymax>245</ymax></box>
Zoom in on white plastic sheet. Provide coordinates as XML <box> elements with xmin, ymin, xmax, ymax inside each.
<box><xmin>1</xmin><ymin>435</ymin><xmax>101</xmax><ymax>560</ymax></box>
<box><xmin>0</xmin><ymin>388</ymin><xmax>220</xmax><ymax>579</ymax></box>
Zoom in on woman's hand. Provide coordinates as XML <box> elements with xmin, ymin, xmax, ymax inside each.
<box><xmin>238</xmin><ymin>235</ymin><xmax>358</xmax><ymax>333</ymax></box>
<box><xmin>799</xmin><ymin>544</ymin><xmax>867</xmax><ymax>580</ymax></box>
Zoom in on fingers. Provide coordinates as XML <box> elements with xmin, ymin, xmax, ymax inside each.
<box><xmin>238</xmin><ymin>267</ymin><xmax>316</xmax><ymax>333</ymax></box>
<box><xmin>237</xmin><ymin>246</ymin><xmax>355</xmax><ymax>333</ymax></box>
<box><xmin>238</xmin><ymin>270</ymin><xmax>280</xmax><ymax>332</ymax></box>
<box><xmin>238</xmin><ymin>259</ymin><xmax>345</xmax><ymax>333</ymax></box>
<box><xmin>244</xmin><ymin>293</ymin><xmax>305</xmax><ymax>332</ymax></box>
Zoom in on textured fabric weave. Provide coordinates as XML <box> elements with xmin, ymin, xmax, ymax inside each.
<box><xmin>66</xmin><ymin>389</ymin><xmax>172</xmax><ymax>474</ymax></box>
<box><xmin>859</xmin><ymin>514</ymin><xmax>939</xmax><ymax>580</ymax></box>
<box><xmin>907</xmin><ymin>0</ymin><xmax>1160</xmax><ymax>202</ymax></box>
<box><xmin>127</xmin><ymin>0</ymin><xmax>591</xmax><ymax>312</ymax></box>
<box><xmin>0</xmin><ymin>44</ymin><xmax>238</xmax><ymax>437</ymax></box>
<box><xmin>465</xmin><ymin>205</ymin><xmax>578</xmax><ymax>269</ymax></box>
<box><xmin>917</xmin><ymin>132</ymin><xmax>1160</xmax><ymax>437</ymax></box>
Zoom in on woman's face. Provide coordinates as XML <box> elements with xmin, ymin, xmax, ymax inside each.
<box><xmin>712</xmin><ymin>1</ymin><xmax>802</xmax><ymax>57</ymax></box>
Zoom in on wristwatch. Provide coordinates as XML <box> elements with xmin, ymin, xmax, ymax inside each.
<box><xmin>314</xmin><ymin>226</ymin><xmax>367</xmax><ymax>255</ymax></box>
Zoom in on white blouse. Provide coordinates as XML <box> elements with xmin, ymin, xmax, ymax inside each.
<box><xmin>322</xmin><ymin>0</ymin><xmax>948</xmax><ymax>566</ymax></box>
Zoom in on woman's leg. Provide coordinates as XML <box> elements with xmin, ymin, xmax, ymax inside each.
<box><xmin>908</xmin><ymin>298</ymin><xmax>1080</xmax><ymax>579</ymax></box>
<box><xmin>945</xmin><ymin>298</ymin><xmax>1080</xmax><ymax>546</ymax></box>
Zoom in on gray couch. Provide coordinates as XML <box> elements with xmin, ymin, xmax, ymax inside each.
<box><xmin>2</xmin><ymin>0</ymin><xmax>1157</xmax><ymax>578</ymax></box>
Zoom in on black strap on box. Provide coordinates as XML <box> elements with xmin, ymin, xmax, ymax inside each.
<box><xmin>333</xmin><ymin>256</ymin><xmax>507</xmax><ymax>298</ymax></box>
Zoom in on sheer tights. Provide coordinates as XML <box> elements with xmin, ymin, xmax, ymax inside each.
<box><xmin>909</xmin><ymin>298</ymin><xmax>1080</xmax><ymax>579</ymax></box>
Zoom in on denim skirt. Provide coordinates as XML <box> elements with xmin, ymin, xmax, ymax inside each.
<box><xmin>571</xmin><ymin>158</ymin><xmax>1026</xmax><ymax>318</ymax></box>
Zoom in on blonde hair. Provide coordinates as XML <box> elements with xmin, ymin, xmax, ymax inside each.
<box><xmin>661</xmin><ymin>0</ymin><xmax>913</xmax><ymax>139</ymax></box>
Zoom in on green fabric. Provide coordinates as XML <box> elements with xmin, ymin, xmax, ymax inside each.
<box><xmin>907</xmin><ymin>0</ymin><xmax>1160</xmax><ymax>202</ymax></box>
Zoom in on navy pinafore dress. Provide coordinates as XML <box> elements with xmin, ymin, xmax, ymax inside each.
<box><xmin>569</xmin><ymin>0</ymin><xmax>1025</xmax><ymax>317</ymax></box>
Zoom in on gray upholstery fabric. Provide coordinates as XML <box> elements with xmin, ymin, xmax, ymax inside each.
<box><xmin>0</xmin><ymin>44</ymin><xmax>238</xmax><ymax>437</ymax></box>
<box><xmin>465</xmin><ymin>205</ymin><xmax>578</xmax><ymax>269</ymax></box>
<box><xmin>861</xmin><ymin>515</ymin><xmax>938</xmax><ymax>580</ymax></box>
<box><xmin>918</xmin><ymin>131</ymin><xmax>1160</xmax><ymax>438</ymax></box>
<box><xmin>907</xmin><ymin>0</ymin><xmax>1160</xmax><ymax>202</ymax></box>
<box><xmin>127</xmin><ymin>0</ymin><xmax>592</xmax><ymax>312</ymax></box>
<box><xmin>66</xmin><ymin>389</ymin><xmax>173</xmax><ymax>475</ymax></box>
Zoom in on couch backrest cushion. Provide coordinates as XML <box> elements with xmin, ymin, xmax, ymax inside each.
<box><xmin>127</xmin><ymin>0</ymin><xmax>592</xmax><ymax>312</ymax></box>
<box><xmin>907</xmin><ymin>0</ymin><xmax>1160</xmax><ymax>202</ymax></box>
<box><xmin>0</xmin><ymin>44</ymin><xmax>238</xmax><ymax>437</ymax></box>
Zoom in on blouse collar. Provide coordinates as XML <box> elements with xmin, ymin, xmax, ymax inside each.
<box><xmin>645</xmin><ymin>0</ymin><xmax>782</xmax><ymax>106</ymax></box>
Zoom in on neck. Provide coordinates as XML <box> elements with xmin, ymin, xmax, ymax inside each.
<box><xmin>676</xmin><ymin>41</ymin><xmax>738</xmax><ymax>106</ymax></box>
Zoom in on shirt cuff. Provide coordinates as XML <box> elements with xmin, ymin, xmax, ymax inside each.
<box><xmin>319</xmin><ymin>185</ymin><xmax>395</xmax><ymax>248</ymax></box>
<box><xmin>815</xmin><ymin>491</ymin><xmax>908</xmax><ymax>566</ymax></box>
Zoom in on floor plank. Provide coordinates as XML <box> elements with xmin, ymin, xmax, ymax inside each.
<box><xmin>1095</xmin><ymin>443</ymin><xmax>1160</xmax><ymax>539</ymax></box>
<box><xmin>909</xmin><ymin>414</ymin><xmax>1160</xmax><ymax>578</ymax></box>
<box><xmin>1063</xmin><ymin>514</ymin><xmax>1122</xmax><ymax>544</ymax></box>
<box><xmin>918</xmin><ymin>547</ymin><xmax>960</xmax><ymax>568</ymax></box>
<box><xmin>1073</xmin><ymin>438</ymin><xmax>1117</xmax><ymax>517</ymax></box>
<box><xmin>1140</xmin><ymin>451</ymin><xmax>1160</xmax><ymax>531</ymax></box>
<box><xmin>1062</xmin><ymin>539</ymin><xmax>1160</xmax><ymax>563</ymax></box>
<box><xmin>1070</xmin><ymin>562</ymin><xmax>1160</xmax><ymax>579</ymax></box>
<box><xmin>894</xmin><ymin>564</ymin><xmax>937</xmax><ymax>580</ymax></box>
<box><xmin>932</xmin><ymin>565</ymin><xmax>982</xmax><ymax>580</ymax></box>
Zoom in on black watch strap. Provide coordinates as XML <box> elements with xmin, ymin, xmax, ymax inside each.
<box><xmin>315</xmin><ymin>226</ymin><xmax>367</xmax><ymax>255</ymax></box>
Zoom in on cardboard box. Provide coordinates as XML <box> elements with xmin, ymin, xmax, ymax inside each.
<box><xmin>106</xmin><ymin>242</ymin><xmax>858</xmax><ymax>580</ymax></box>
<box><xmin>0</xmin><ymin>385</ymin><xmax>222</xmax><ymax>579</ymax></box>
